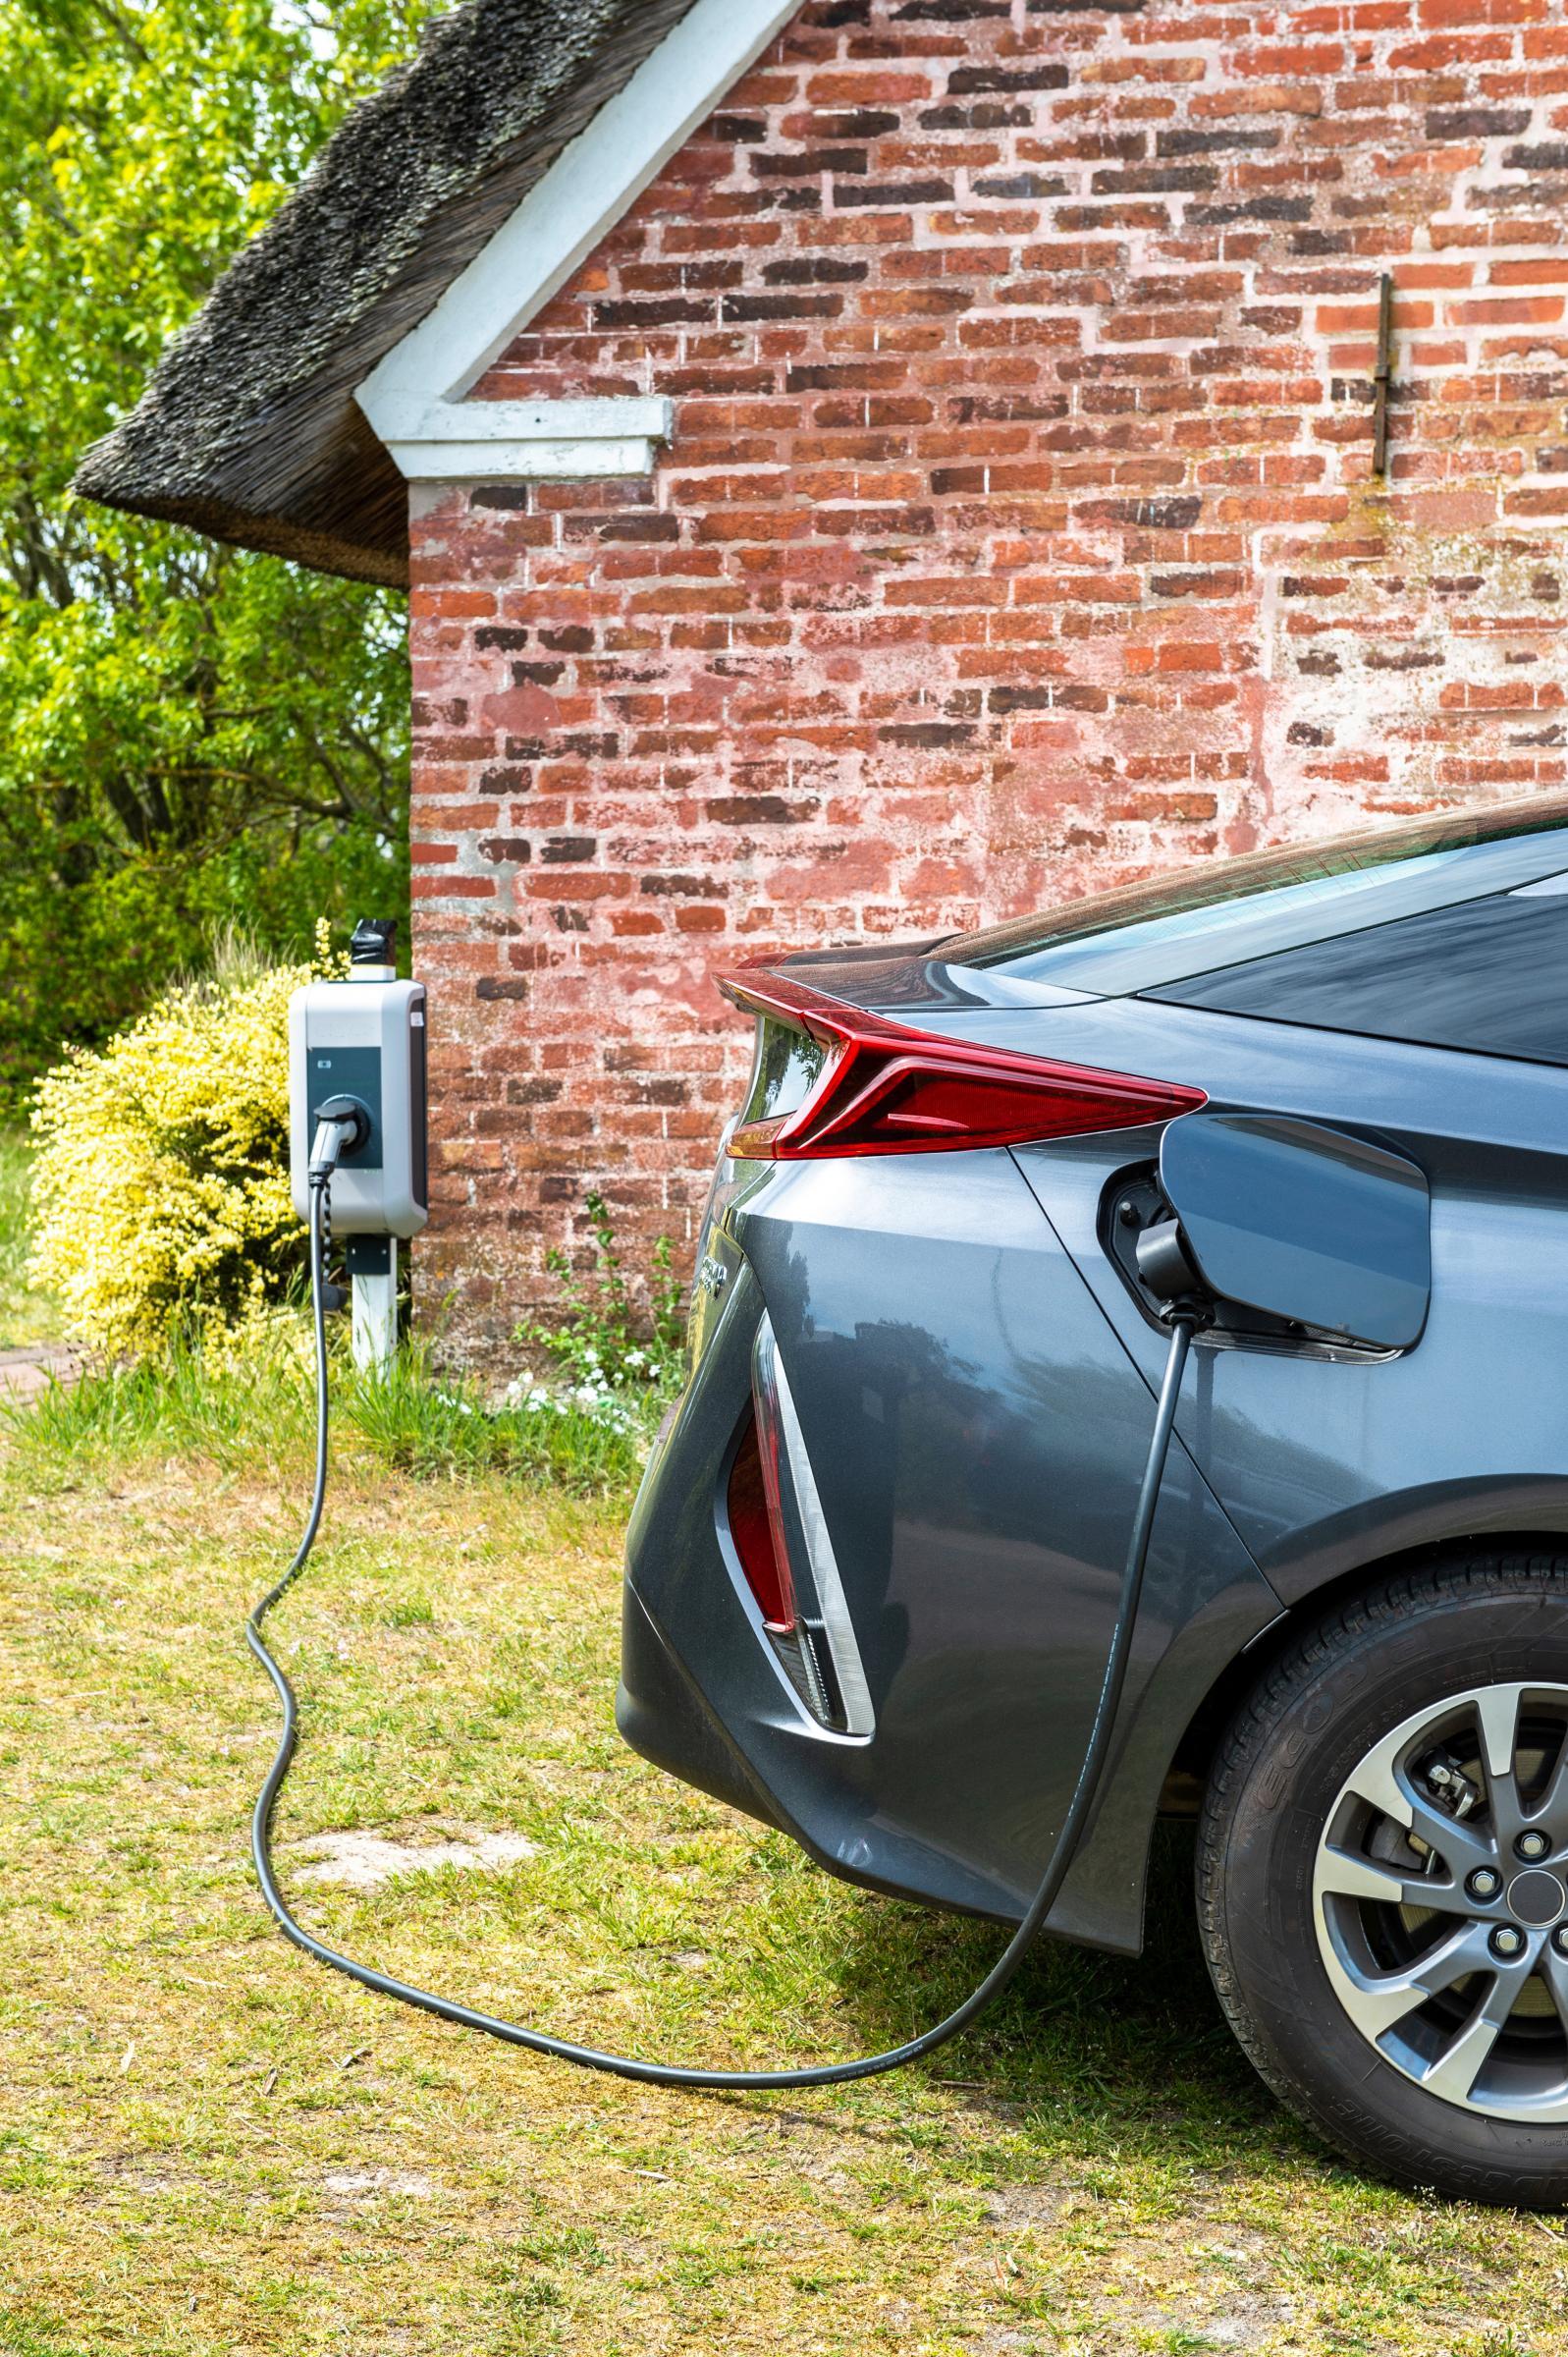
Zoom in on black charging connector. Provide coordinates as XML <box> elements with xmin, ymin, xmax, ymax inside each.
<box><xmin>308</xmin><ymin>1095</ymin><xmax>370</xmax><ymax>1180</ymax></box>
<box><xmin>244</xmin><ymin>1178</ymin><xmax>1198</xmax><ymax>2091</ymax></box>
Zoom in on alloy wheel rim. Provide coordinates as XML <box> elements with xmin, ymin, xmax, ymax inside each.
<box><xmin>1313</xmin><ymin>1680</ymin><xmax>1568</xmax><ymax>2121</ymax></box>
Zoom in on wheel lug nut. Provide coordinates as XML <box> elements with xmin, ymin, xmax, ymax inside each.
<box><xmin>1491</xmin><ymin>1925</ymin><xmax>1527</xmax><ymax>1960</ymax></box>
<box><xmin>1553</xmin><ymin>1926</ymin><xmax>1568</xmax><ymax>1958</ymax></box>
<box><xmin>1468</xmin><ymin>1867</ymin><xmax>1502</xmax><ymax>1901</ymax></box>
<box><xmin>1517</xmin><ymin>1830</ymin><xmax>1552</xmax><ymax>1863</ymax></box>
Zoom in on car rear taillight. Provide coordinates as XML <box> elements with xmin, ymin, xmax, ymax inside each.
<box><xmin>721</xmin><ymin>968</ymin><xmax>1205</xmax><ymax>1159</ymax></box>
<box><xmin>726</xmin><ymin>1413</ymin><xmax>796</xmax><ymax>1633</ymax></box>
<box><xmin>725</xmin><ymin>1326</ymin><xmax>849</xmax><ymax>1730</ymax></box>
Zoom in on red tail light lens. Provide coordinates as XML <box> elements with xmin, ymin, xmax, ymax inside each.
<box><xmin>722</xmin><ymin>969</ymin><xmax>1205</xmax><ymax>1159</ymax></box>
<box><xmin>726</xmin><ymin>1412</ymin><xmax>796</xmax><ymax>1632</ymax></box>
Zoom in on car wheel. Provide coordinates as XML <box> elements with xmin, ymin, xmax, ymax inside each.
<box><xmin>1197</xmin><ymin>1552</ymin><xmax>1568</xmax><ymax>2204</ymax></box>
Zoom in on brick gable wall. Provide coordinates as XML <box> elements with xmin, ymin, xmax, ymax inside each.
<box><xmin>409</xmin><ymin>0</ymin><xmax>1568</xmax><ymax>1353</ymax></box>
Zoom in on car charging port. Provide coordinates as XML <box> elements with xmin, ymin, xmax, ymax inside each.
<box><xmin>1103</xmin><ymin>1168</ymin><xmax>1389</xmax><ymax>1361</ymax></box>
<box><xmin>1133</xmin><ymin>1216</ymin><xmax>1210</xmax><ymax>1322</ymax></box>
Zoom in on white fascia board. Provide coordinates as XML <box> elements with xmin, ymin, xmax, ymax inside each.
<box><xmin>378</xmin><ymin>395</ymin><xmax>674</xmax><ymax>481</ymax></box>
<box><xmin>373</xmin><ymin>396</ymin><xmax>673</xmax><ymax>445</ymax></box>
<box><xmin>357</xmin><ymin>0</ymin><xmax>801</xmax><ymax>454</ymax></box>
<box><xmin>389</xmin><ymin>433</ymin><xmax>664</xmax><ymax>481</ymax></box>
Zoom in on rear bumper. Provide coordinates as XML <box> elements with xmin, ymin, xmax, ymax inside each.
<box><xmin>616</xmin><ymin>1579</ymin><xmax>784</xmax><ymax>1831</ymax></box>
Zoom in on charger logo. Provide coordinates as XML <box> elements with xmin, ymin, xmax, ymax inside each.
<box><xmin>697</xmin><ymin>1254</ymin><xmax>728</xmax><ymax>1298</ymax></box>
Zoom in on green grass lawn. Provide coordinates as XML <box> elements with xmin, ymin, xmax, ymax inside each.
<box><xmin>2</xmin><ymin>1362</ymin><xmax>1565</xmax><ymax>2352</ymax></box>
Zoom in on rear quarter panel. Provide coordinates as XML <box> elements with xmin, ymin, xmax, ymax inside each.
<box><xmin>625</xmin><ymin>1144</ymin><xmax>1279</xmax><ymax>1949</ymax></box>
<box><xmin>1005</xmin><ymin>1000</ymin><xmax>1568</xmax><ymax>1600</ymax></box>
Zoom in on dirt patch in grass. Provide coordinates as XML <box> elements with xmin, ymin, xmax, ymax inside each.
<box><xmin>290</xmin><ymin>1827</ymin><xmax>539</xmax><ymax>1888</ymax></box>
<box><xmin>3</xmin><ymin>1447</ymin><xmax>1566</xmax><ymax>2355</ymax></box>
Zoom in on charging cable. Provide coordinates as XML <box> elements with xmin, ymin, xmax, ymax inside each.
<box><xmin>246</xmin><ymin>1156</ymin><xmax>1200</xmax><ymax>2090</ymax></box>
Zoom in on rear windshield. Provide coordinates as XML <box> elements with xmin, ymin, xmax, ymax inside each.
<box><xmin>946</xmin><ymin>794</ymin><xmax>1568</xmax><ymax>998</ymax></box>
<box><xmin>1147</xmin><ymin>882</ymin><xmax>1568</xmax><ymax>1066</ymax></box>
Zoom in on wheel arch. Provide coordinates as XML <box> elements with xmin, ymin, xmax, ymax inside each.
<box><xmin>1162</xmin><ymin>1526</ymin><xmax>1568</xmax><ymax>1812</ymax></box>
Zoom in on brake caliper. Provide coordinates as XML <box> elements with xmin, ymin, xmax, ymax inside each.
<box><xmin>1425</xmin><ymin>1753</ymin><xmax>1482</xmax><ymax>1820</ymax></box>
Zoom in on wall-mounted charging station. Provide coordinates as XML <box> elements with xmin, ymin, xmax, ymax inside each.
<box><xmin>288</xmin><ymin>917</ymin><xmax>428</xmax><ymax>1369</ymax></box>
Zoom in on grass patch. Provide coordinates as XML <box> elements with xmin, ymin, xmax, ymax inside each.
<box><xmin>346</xmin><ymin>1342</ymin><xmax>648</xmax><ymax>1493</ymax></box>
<box><xmin>2</xmin><ymin>1369</ymin><xmax>1566</xmax><ymax>2352</ymax></box>
<box><xmin>4</xmin><ymin>1325</ymin><xmax>650</xmax><ymax>1498</ymax></box>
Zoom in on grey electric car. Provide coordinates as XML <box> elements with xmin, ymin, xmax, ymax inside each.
<box><xmin>622</xmin><ymin>791</ymin><xmax>1568</xmax><ymax>2202</ymax></box>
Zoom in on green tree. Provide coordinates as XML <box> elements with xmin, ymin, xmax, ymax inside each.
<box><xmin>0</xmin><ymin>0</ymin><xmax>445</xmax><ymax>1093</ymax></box>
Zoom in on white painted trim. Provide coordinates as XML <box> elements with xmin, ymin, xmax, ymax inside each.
<box><xmin>374</xmin><ymin>396</ymin><xmax>672</xmax><ymax>445</ymax></box>
<box><xmin>389</xmin><ymin>433</ymin><xmax>664</xmax><ymax>481</ymax></box>
<box><xmin>379</xmin><ymin>395</ymin><xmax>674</xmax><ymax>482</ymax></box>
<box><xmin>357</xmin><ymin>0</ymin><xmax>800</xmax><ymax>446</ymax></box>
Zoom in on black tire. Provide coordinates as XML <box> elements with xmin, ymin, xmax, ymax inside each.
<box><xmin>1198</xmin><ymin>1551</ymin><xmax>1568</xmax><ymax>2205</ymax></box>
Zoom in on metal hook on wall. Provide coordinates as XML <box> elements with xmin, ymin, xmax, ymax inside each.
<box><xmin>1373</xmin><ymin>271</ymin><xmax>1394</xmax><ymax>477</ymax></box>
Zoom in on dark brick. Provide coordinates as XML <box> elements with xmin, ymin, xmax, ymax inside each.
<box><xmin>836</xmin><ymin>176</ymin><xmax>955</xmax><ymax>206</ymax></box>
<box><xmin>947</xmin><ymin>62</ymin><xmax>1069</xmax><ymax>92</ymax></box>
<box><xmin>599</xmin><ymin>514</ymin><xmax>679</xmax><ymax>543</ymax></box>
<box><xmin>893</xmin><ymin>0</ymin><xmax>1007</xmax><ymax>18</ymax></box>
<box><xmin>808</xmin><ymin>109</ymin><xmax>899</xmax><ymax>137</ymax></box>
<box><xmin>592</xmin><ymin>298</ymin><xmax>714</xmax><ymax>329</ymax></box>
<box><xmin>877</xmin><ymin>721</ymin><xmax>975</xmax><ymax>745</ymax></box>
<box><xmin>1427</xmin><ymin>107</ymin><xmax>1531</xmax><ymax>139</ymax></box>
<box><xmin>1130</xmin><ymin>495</ymin><xmax>1202</xmax><ymax>530</ymax></box>
<box><xmin>1090</xmin><ymin>165</ymin><xmax>1218</xmax><ymax>194</ymax></box>
<box><xmin>752</xmin><ymin>146</ymin><xmax>868</xmax><ymax>178</ymax></box>
<box><xmin>723</xmin><ymin>291</ymin><xmax>844</xmax><ymax>321</ymax></box>
<box><xmin>973</xmin><ymin>171</ymin><xmax>1061</xmax><ymax>198</ymax></box>
<box><xmin>1157</xmin><ymin>128</ymin><xmax>1281</xmax><ymax>156</ymax></box>
<box><xmin>919</xmin><ymin>103</ymin><xmax>1032</xmax><ymax>130</ymax></box>
<box><xmin>1189</xmin><ymin>196</ymin><xmax>1312</xmax><ymax>225</ymax></box>
<box><xmin>762</xmin><ymin>255</ymin><xmax>869</xmax><ymax>284</ymax></box>
<box><xmin>557</xmin><ymin>734</ymin><xmax>622</xmax><ymax>759</ymax></box>
<box><xmin>639</xmin><ymin>873</ymin><xmax>724</xmax><ymax>897</ymax></box>
<box><xmin>707</xmin><ymin>795</ymin><xmax>812</xmax><ymax>823</ymax></box>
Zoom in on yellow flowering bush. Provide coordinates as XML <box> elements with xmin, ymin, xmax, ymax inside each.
<box><xmin>28</xmin><ymin>937</ymin><xmax>331</xmax><ymax>1360</ymax></box>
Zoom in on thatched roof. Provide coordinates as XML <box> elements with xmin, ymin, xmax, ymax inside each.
<box><xmin>72</xmin><ymin>0</ymin><xmax>694</xmax><ymax>587</ymax></box>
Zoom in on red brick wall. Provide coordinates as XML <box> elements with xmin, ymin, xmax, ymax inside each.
<box><xmin>409</xmin><ymin>0</ymin><xmax>1568</xmax><ymax>1353</ymax></box>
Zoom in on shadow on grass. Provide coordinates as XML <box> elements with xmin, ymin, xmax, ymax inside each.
<box><xmin>812</xmin><ymin>1825</ymin><xmax>1298</xmax><ymax>2165</ymax></box>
